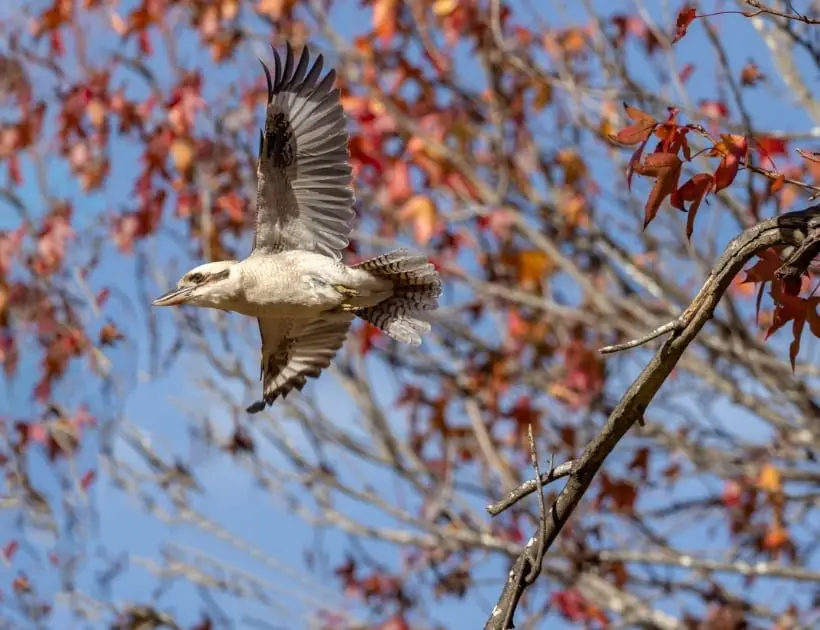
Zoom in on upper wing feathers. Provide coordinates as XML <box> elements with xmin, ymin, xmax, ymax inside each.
<box><xmin>246</xmin><ymin>315</ymin><xmax>354</xmax><ymax>414</ymax></box>
<box><xmin>252</xmin><ymin>43</ymin><xmax>355</xmax><ymax>260</ymax></box>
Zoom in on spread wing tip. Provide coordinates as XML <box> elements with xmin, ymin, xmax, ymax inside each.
<box><xmin>246</xmin><ymin>376</ymin><xmax>309</xmax><ymax>414</ymax></box>
<box><xmin>261</xmin><ymin>42</ymin><xmax>327</xmax><ymax>100</ymax></box>
<box><xmin>246</xmin><ymin>400</ymin><xmax>266</xmax><ymax>414</ymax></box>
<box><xmin>259</xmin><ymin>57</ymin><xmax>273</xmax><ymax>103</ymax></box>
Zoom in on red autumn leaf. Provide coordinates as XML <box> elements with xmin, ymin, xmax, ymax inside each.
<box><xmin>711</xmin><ymin>134</ymin><xmax>747</xmax><ymax>192</ymax></box>
<box><xmin>373</xmin><ymin>0</ymin><xmax>399</xmax><ymax>44</ymax></box>
<box><xmin>551</xmin><ymin>588</ymin><xmax>609</xmax><ymax>627</ymax></box>
<box><xmin>671</xmin><ymin>173</ymin><xmax>714</xmax><ymax>239</ymax></box>
<box><xmin>626</xmin><ymin>140</ymin><xmax>649</xmax><ymax>191</ymax></box>
<box><xmin>628</xmin><ymin>447</ymin><xmax>650</xmax><ymax>481</ymax></box>
<box><xmin>359</xmin><ymin>321</ymin><xmax>384</xmax><ymax>355</ymax></box>
<box><xmin>551</xmin><ymin>588</ymin><xmax>589</xmax><ymax>622</ymax></box>
<box><xmin>95</xmin><ymin>288</ymin><xmax>111</xmax><ymax>307</ymax></box>
<box><xmin>613</xmin><ymin>103</ymin><xmax>657</xmax><ymax>146</ymax></box>
<box><xmin>740</xmin><ymin>60</ymin><xmax>765</xmax><ymax>86</ymax></box>
<box><xmin>766</xmin><ymin>291</ymin><xmax>820</xmax><ymax>369</ymax></box>
<box><xmin>387</xmin><ymin>160</ymin><xmax>412</xmax><ymax>204</ymax></box>
<box><xmin>678</xmin><ymin>63</ymin><xmax>696</xmax><ymax>83</ymax></box>
<box><xmin>770</xmin><ymin>173</ymin><xmax>786</xmax><ymax>194</ymax></box>
<box><xmin>633</xmin><ymin>152</ymin><xmax>682</xmax><ymax>227</ymax></box>
<box><xmin>741</xmin><ymin>250</ymin><xmax>784</xmax><ymax>325</ymax></box>
<box><xmin>742</xmin><ymin>249</ymin><xmax>782</xmax><ymax>285</ymax></box>
<box><xmin>399</xmin><ymin>194</ymin><xmax>439</xmax><ymax>245</ymax></box>
<box><xmin>7</xmin><ymin>155</ymin><xmax>22</xmax><ymax>185</ymax></box>
<box><xmin>138</xmin><ymin>30</ymin><xmax>152</xmax><ymax>56</ymax></box>
<box><xmin>699</xmin><ymin>99</ymin><xmax>729</xmax><ymax>120</ymax></box>
<box><xmin>80</xmin><ymin>470</ymin><xmax>96</xmax><ymax>491</ymax></box>
<box><xmin>756</xmin><ymin>135</ymin><xmax>788</xmax><ymax>158</ymax></box>
<box><xmin>762</xmin><ymin>523</ymin><xmax>791</xmax><ymax>555</ymax></box>
<box><xmin>28</xmin><ymin>423</ymin><xmax>48</xmax><ymax>443</ymax></box>
<box><xmin>12</xmin><ymin>573</ymin><xmax>31</xmax><ymax>594</ymax></box>
<box><xmin>99</xmin><ymin>322</ymin><xmax>124</xmax><ymax>346</ymax></box>
<box><xmin>216</xmin><ymin>191</ymin><xmax>247</xmax><ymax>223</ymax></box>
<box><xmin>722</xmin><ymin>479</ymin><xmax>744</xmax><ymax>508</ymax></box>
<box><xmin>2</xmin><ymin>540</ymin><xmax>18</xmax><ymax>562</ymax></box>
<box><xmin>672</xmin><ymin>5</ymin><xmax>697</xmax><ymax>44</ymax></box>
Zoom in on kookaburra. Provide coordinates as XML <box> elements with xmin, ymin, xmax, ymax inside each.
<box><xmin>152</xmin><ymin>43</ymin><xmax>441</xmax><ymax>413</ymax></box>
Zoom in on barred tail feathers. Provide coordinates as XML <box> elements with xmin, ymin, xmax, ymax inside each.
<box><xmin>353</xmin><ymin>249</ymin><xmax>441</xmax><ymax>345</ymax></box>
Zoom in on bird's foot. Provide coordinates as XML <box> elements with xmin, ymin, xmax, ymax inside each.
<box><xmin>333</xmin><ymin>284</ymin><xmax>359</xmax><ymax>297</ymax></box>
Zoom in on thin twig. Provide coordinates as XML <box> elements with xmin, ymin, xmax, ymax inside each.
<box><xmin>525</xmin><ymin>428</ymin><xmax>547</xmax><ymax>582</ymax></box>
<box><xmin>486</xmin><ymin>460</ymin><xmax>575</xmax><ymax>516</ymax></box>
<box><xmin>498</xmin><ymin>426</ymin><xmax>550</xmax><ymax>630</ymax></box>
<box><xmin>599</xmin><ymin>319</ymin><xmax>680</xmax><ymax>355</ymax></box>
<box><xmin>745</xmin><ymin>0</ymin><xmax>820</xmax><ymax>24</ymax></box>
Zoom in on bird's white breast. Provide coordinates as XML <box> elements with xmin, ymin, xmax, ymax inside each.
<box><xmin>235</xmin><ymin>251</ymin><xmax>346</xmax><ymax>318</ymax></box>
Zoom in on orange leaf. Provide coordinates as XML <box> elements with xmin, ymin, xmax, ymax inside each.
<box><xmin>762</xmin><ymin>523</ymin><xmax>790</xmax><ymax>553</ymax></box>
<box><xmin>633</xmin><ymin>152</ymin><xmax>682</xmax><ymax>228</ymax></box>
<box><xmin>711</xmin><ymin>134</ymin><xmax>747</xmax><ymax>192</ymax></box>
<box><xmin>432</xmin><ymin>0</ymin><xmax>458</xmax><ymax>17</ymax></box>
<box><xmin>766</xmin><ymin>292</ymin><xmax>820</xmax><ymax>369</ymax></box>
<box><xmin>741</xmin><ymin>249</ymin><xmax>782</xmax><ymax>285</ymax></box>
<box><xmin>80</xmin><ymin>469</ymin><xmax>96</xmax><ymax>491</ymax></box>
<box><xmin>3</xmin><ymin>540</ymin><xmax>18</xmax><ymax>562</ymax></box>
<box><xmin>672</xmin><ymin>5</ymin><xmax>697</xmax><ymax>44</ymax></box>
<box><xmin>612</xmin><ymin>103</ymin><xmax>656</xmax><ymax>146</ymax></box>
<box><xmin>515</xmin><ymin>250</ymin><xmax>555</xmax><ymax>288</ymax></box>
<box><xmin>399</xmin><ymin>195</ymin><xmax>438</xmax><ymax>245</ymax></box>
<box><xmin>757</xmin><ymin>463</ymin><xmax>782</xmax><ymax>494</ymax></box>
<box><xmin>740</xmin><ymin>61</ymin><xmax>764</xmax><ymax>86</ymax></box>
<box><xmin>671</xmin><ymin>173</ymin><xmax>714</xmax><ymax>239</ymax></box>
<box><xmin>373</xmin><ymin>0</ymin><xmax>399</xmax><ymax>43</ymax></box>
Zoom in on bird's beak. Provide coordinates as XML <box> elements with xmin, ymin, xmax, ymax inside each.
<box><xmin>152</xmin><ymin>286</ymin><xmax>193</xmax><ymax>307</ymax></box>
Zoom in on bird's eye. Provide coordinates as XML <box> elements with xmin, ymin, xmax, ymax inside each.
<box><xmin>189</xmin><ymin>273</ymin><xmax>204</xmax><ymax>284</ymax></box>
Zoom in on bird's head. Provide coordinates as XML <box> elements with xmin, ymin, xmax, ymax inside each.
<box><xmin>152</xmin><ymin>261</ymin><xmax>239</xmax><ymax>308</ymax></box>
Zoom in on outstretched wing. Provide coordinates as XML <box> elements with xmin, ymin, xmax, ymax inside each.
<box><xmin>252</xmin><ymin>42</ymin><xmax>355</xmax><ymax>260</ymax></box>
<box><xmin>246</xmin><ymin>315</ymin><xmax>354</xmax><ymax>414</ymax></box>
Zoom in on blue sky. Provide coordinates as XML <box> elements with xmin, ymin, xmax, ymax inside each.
<box><xmin>3</xmin><ymin>1</ymin><xmax>820</xmax><ymax>628</ymax></box>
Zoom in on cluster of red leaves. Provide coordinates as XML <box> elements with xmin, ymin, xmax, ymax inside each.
<box><xmin>28</xmin><ymin>203</ymin><xmax>75</xmax><ymax>277</ymax></box>
<box><xmin>0</xmin><ymin>265</ymin><xmax>101</xmax><ymax>400</ymax></box>
<box><xmin>550</xmin><ymin>587</ymin><xmax>608</xmax><ymax>628</ymax></box>
<box><xmin>13</xmin><ymin>406</ymin><xmax>96</xmax><ymax>463</ymax></box>
<box><xmin>0</xmin><ymin>100</ymin><xmax>46</xmax><ymax>185</ymax></box>
<box><xmin>58</xmin><ymin>74</ymin><xmax>112</xmax><ymax>192</ymax></box>
<box><xmin>593</xmin><ymin>472</ymin><xmax>638</xmax><ymax>514</ymax></box>
<box><xmin>741</xmin><ymin>248</ymin><xmax>820</xmax><ymax>368</ymax></box>
<box><xmin>342</xmin><ymin>89</ymin><xmax>481</xmax><ymax>249</ymax></box>
<box><xmin>398</xmin><ymin>379</ymin><xmax>546</xmax><ymax>470</ymax></box>
<box><xmin>334</xmin><ymin>557</ymin><xmax>409</xmax><ymax>608</ymax></box>
<box><xmin>612</xmin><ymin>103</ymin><xmax>749</xmax><ymax>238</ymax></box>
<box><xmin>0</xmin><ymin>204</ymin><xmax>122</xmax><ymax>397</ymax></box>
<box><xmin>548</xmin><ymin>326</ymin><xmax>605</xmax><ymax>409</ymax></box>
<box><xmin>367</xmin><ymin>0</ymin><xmax>508</xmax><ymax>58</ymax></box>
<box><xmin>722</xmin><ymin>463</ymin><xmax>796</xmax><ymax>561</ymax></box>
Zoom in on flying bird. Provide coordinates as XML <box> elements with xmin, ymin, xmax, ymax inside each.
<box><xmin>152</xmin><ymin>42</ymin><xmax>441</xmax><ymax>413</ymax></box>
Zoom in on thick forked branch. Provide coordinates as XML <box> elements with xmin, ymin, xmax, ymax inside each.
<box><xmin>484</xmin><ymin>206</ymin><xmax>820</xmax><ymax>630</ymax></box>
